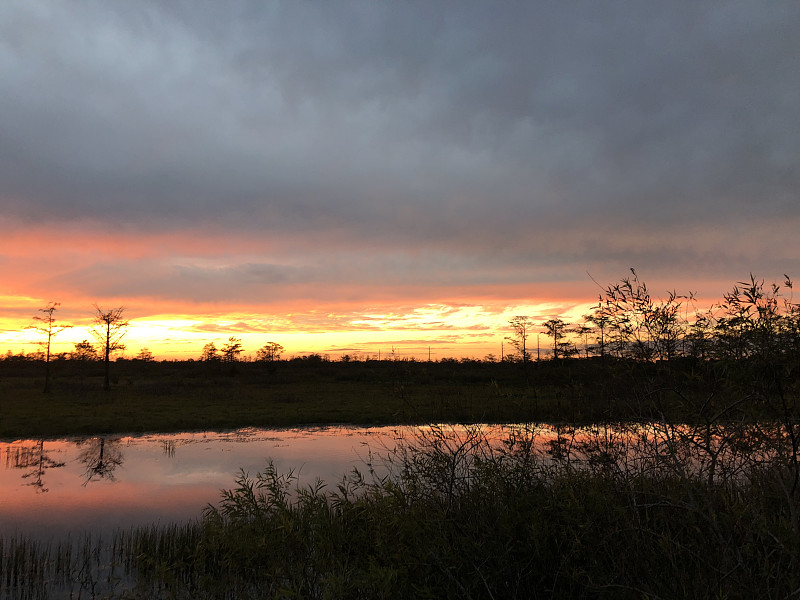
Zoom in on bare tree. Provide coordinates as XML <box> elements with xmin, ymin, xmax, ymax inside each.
<box><xmin>29</xmin><ymin>302</ymin><xmax>70</xmax><ymax>392</ymax></box>
<box><xmin>90</xmin><ymin>305</ymin><xmax>129</xmax><ymax>390</ymax></box>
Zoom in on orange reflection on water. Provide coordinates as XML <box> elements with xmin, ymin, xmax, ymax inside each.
<box><xmin>4</xmin><ymin>423</ymin><xmax>743</xmax><ymax>541</ymax></box>
<box><xmin>0</xmin><ymin>427</ymin><xmax>402</xmax><ymax>540</ymax></box>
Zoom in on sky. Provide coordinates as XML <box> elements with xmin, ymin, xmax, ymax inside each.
<box><xmin>1</xmin><ymin>1</ymin><xmax>799</xmax><ymax>360</ymax></box>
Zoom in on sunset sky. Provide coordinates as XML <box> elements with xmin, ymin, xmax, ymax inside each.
<box><xmin>1</xmin><ymin>1</ymin><xmax>799</xmax><ymax>360</ymax></box>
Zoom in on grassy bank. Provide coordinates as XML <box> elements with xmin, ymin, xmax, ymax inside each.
<box><xmin>3</xmin><ymin>352</ymin><xmax>796</xmax><ymax>439</ymax></box>
<box><xmin>0</xmin><ymin>358</ymin><xmax>625</xmax><ymax>438</ymax></box>
<box><xmin>1</xmin><ymin>358</ymin><xmax>543</xmax><ymax>438</ymax></box>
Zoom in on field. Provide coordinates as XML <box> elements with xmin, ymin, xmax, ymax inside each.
<box><xmin>0</xmin><ymin>357</ymin><xmax>540</xmax><ymax>438</ymax></box>
<box><xmin>0</xmin><ymin>357</ymin><xmax>607</xmax><ymax>438</ymax></box>
<box><xmin>0</xmin><ymin>353</ymin><xmax>778</xmax><ymax>439</ymax></box>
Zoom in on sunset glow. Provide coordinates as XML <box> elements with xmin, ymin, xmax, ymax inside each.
<box><xmin>1</xmin><ymin>2</ymin><xmax>798</xmax><ymax>361</ymax></box>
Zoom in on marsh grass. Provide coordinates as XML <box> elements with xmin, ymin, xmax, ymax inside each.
<box><xmin>3</xmin><ymin>421</ymin><xmax>800</xmax><ymax>599</ymax></box>
<box><xmin>3</xmin><ymin>355</ymin><xmax>792</xmax><ymax>439</ymax></box>
<box><xmin>0</xmin><ymin>532</ymin><xmax>132</xmax><ymax>599</ymax></box>
<box><xmin>0</xmin><ymin>360</ymin><xmax>554</xmax><ymax>438</ymax></box>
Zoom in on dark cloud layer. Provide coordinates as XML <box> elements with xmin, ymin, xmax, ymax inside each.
<box><xmin>1</xmin><ymin>1</ymin><xmax>798</xmax><ymax>290</ymax></box>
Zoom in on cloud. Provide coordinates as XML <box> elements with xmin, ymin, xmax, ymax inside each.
<box><xmin>0</xmin><ymin>0</ymin><xmax>798</xmax><ymax>323</ymax></box>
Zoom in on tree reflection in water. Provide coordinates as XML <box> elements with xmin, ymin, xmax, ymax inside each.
<box><xmin>3</xmin><ymin>439</ymin><xmax>66</xmax><ymax>492</ymax></box>
<box><xmin>77</xmin><ymin>437</ymin><xmax>124</xmax><ymax>484</ymax></box>
<box><xmin>162</xmin><ymin>439</ymin><xmax>176</xmax><ymax>458</ymax></box>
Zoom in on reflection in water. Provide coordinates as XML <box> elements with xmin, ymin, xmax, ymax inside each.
<box><xmin>77</xmin><ymin>437</ymin><xmax>124</xmax><ymax>484</ymax></box>
<box><xmin>0</xmin><ymin>423</ymin><xmax>787</xmax><ymax>546</ymax></box>
<box><xmin>3</xmin><ymin>439</ymin><xmax>66</xmax><ymax>493</ymax></box>
<box><xmin>0</xmin><ymin>426</ymin><xmax>404</xmax><ymax>540</ymax></box>
<box><xmin>162</xmin><ymin>439</ymin><xmax>176</xmax><ymax>458</ymax></box>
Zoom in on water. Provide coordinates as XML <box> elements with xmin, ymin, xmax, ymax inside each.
<box><xmin>0</xmin><ymin>426</ymin><xmax>404</xmax><ymax>540</ymax></box>
<box><xmin>3</xmin><ymin>421</ymin><xmax>759</xmax><ymax>542</ymax></box>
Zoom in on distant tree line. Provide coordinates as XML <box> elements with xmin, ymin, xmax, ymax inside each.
<box><xmin>3</xmin><ymin>303</ymin><xmax>287</xmax><ymax>390</ymax></box>
<box><xmin>5</xmin><ymin>270</ymin><xmax>800</xmax><ymax>386</ymax></box>
<box><xmin>199</xmin><ymin>339</ymin><xmax>284</xmax><ymax>363</ymax></box>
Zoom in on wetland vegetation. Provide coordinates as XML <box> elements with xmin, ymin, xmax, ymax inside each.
<box><xmin>2</xmin><ymin>419</ymin><xmax>800</xmax><ymax>599</ymax></box>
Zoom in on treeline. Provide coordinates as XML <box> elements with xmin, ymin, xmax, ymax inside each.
<box><xmin>5</xmin><ymin>270</ymin><xmax>800</xmax><ymax>371</ymax></box>
<box><xmin>508</xmin><ymin>270</ymin><xmax>800</xmax><ymax>364</ymax></box>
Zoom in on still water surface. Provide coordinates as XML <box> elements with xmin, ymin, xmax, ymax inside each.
<box><xmin>0</xmin><ymin>426</ymin><xmax>404</xmax><ymax>540</ymax></box>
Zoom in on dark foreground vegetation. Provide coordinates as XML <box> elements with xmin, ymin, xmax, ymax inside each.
<box><xmin>1</xmin><ymin>355</ymin><xmax>624</xmax><ymax>438</ymax></box>
<box><xmin>4</xmin><ymin>328</ymin><xmax>800</xmax><ymax>435</ymax></box>
<box><xmin>0</xmin><ymin>347</ymin><xmax>796</xmax><ymax>439</ymax></box>
<box><xmin>2</xmin><ymin>420</ymin><xmax>800</xmax><ymax>599</ymax></box>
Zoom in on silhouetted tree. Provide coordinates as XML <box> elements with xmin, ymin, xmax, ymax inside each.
<box><xmin>71</xmin><ymin>340</ymin><xmax>99</xmax><ymax>361</ymax></box>
<box><xmin>29</xmin><ymin>302</ymin><xmax>70</xmax><ymax>392</ymax></box>
<box><xmin>506</xmin><ymin>316</ymin><xmax>534</xmax><ymax>363</ymax></box>
<box><xmin>585</xmin><ymin>303</ymin><xmax>610</xmax><ymax>359</ymax></box>
<box><xmin>574</xmin><ymin>324</ymin><xmax>594</xmax><ymax>358</ymax></box>
<box><xmin>221</xmin><ymin>337</ymin><xmax>244</xmax><ymax>363</ymax></box>
<box><xmin>256</xmin><ymin>342</ymin><xmax>284</xmax><ymax>362</ymax></box>
<box><xmin>712</xmin><ymin>274</ymin><xmax>797</xmax><ymax>363</ymax></box>
<box><xmin>90</xmin><ymin>305</ymin><xmax>129</xmax><ymax>390</ymax></box>
<box><xmin>542</xmin><ymin>318</ymin><xmax>572</xmax><ymax>359</ymax></box>
<box><xmin>685</xmin><ymin>311</ymin><xmax>714</xmax><ymax>360</ymax></box>
<box><xmin>201</xmin><ymin>342</ymin><xmax>219</xmax><ymax>362</ymax></box>
<box><xmin>135</xmin><ymin>348</ymin><xmax>154</xmax><ymax>362</ymax></box>
<box><xmin>599</xmin><ymin>269</ymin><xmax>689</xmax><ymax>361</ymax></box>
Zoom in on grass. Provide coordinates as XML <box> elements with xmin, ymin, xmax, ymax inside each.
<box><xmin>0</xmin><ymin>359</ymin><xmax>560</xmax><ymax>439</ymax></box>
<box><xmin>1</xmin><ymin>353</ymin><xmax>797</xmax><ymax>438</ymax></box>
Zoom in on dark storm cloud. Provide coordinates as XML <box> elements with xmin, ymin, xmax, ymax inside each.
<box><xmin>1</xmin><ymin>1</ymin><xmax>798</xmax><ymax>278</ymax></box>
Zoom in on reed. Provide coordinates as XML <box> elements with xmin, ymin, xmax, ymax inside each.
<box><xmin>0</xmin><ymin>532</ymin><xmax>134</xmax><ymax>600</ymax></box>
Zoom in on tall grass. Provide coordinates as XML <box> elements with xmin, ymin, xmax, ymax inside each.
<box><xmin>3</xmin><ymin>420</ymin><xmax>799</xmax><ymax>598</ymax></box>
<box><xmin>0</xmin><ymin>532</ymin><xmax>129</xmax><ymax>599</ymax></box>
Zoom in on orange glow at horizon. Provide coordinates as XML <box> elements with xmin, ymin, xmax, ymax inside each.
<box><xmin>0</xmin><ymin>299</ymin><xmax>599</xmax><ymax>361</ymax></box>
<box><xmin>1</xmin><ymin>220</ymin><xmax>749</xmax><ymax>361</ymax></box>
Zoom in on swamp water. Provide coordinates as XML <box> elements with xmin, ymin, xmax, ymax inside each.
<box><xmin>1</xmin><ymin>422</ymin><xmax>788</xmax><ymax>598</ymax></box>
<box><xmin>0</xmin><ymin>426</ymin><xmax>406</xmax><ymax>541</ymax></box>
<box><xmin>1</xmin><ymin>420</ymin><xmax>758</xmax><ymax>541</ymax></box>
<box><xmin>0</xmin><ymin>424</ymin><xmax>768</xmax><ymax>541</ymax></box>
